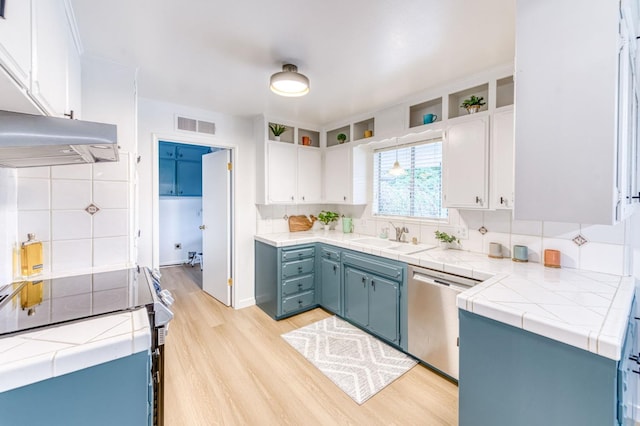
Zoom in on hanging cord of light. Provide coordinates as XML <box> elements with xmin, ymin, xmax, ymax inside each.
<box><xmin>388</xmin><ymin>144</ymin><xmax>406</xmax><ymax>176</ymax></box>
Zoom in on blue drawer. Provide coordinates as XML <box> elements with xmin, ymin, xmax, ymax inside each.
<box><xmin>282</xmin><ymin>257</ymin><xmax>314</xmax><ymax>278</ymax></box>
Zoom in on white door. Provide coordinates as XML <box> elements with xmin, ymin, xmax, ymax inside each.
<box><xmin>324</xmin><ymin>146</ymin><xmax>351</xmax><ymax>203</ymax></box>
<box><xmin>297</xmin><ymin>148</ymin><xmax>322</xmax><ymax>203</ymax></box>
<box><xmin>443</xmin><ymin>116</ymin><xmax>489</xmax><ymax>209</ymax></box>
<box><xmin>202</xmin><ymin>149</ymin><xmax>231</xmax><ymax>306</ymax></box>
<box><xmin>491</xmin><ymin>108</ymin><xmax>515</xmax><ymax>209</ymax></box>
<box><xmin>267</xmin><ymin>142</ymin><xmax>297</xmax><ymax>203</ymax></box>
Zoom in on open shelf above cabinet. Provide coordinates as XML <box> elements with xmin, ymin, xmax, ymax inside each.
<box><xmin>298</xmin><ymin>128</ymin><xmax>320</xmax><ymax>147</ymax></box>
<box><xmin>409</xmin><ymin>97</ymin><xmax>443</xmax><ymax>128</ymax></box>
<box><xmin>496</xmin><ymin>76</ymin><xmax>515</xmax><ymax>108</ymax></box>
<box><xmin>268</xmin><ymin>122</ymin><xmax>294</xmax><ymax>143</ymax></box>
<box><xmin>353</xmin><ymin>118</ymin><xmax>375</xmax><ymax>141</ymax></box>
<box><xmin>327</xmin><ymin>125</ymin><xmax>351</xmax><ymax>147</ymax></box>
<box><xmin>449</xmin><ymin>83</ymin><xmax>489</xmax><ymax>119</ymax></box>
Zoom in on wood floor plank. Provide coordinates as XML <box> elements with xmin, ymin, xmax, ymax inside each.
<box><xmin>162</xmin><ymin>265</ymin><xmax>458</xmax><ymax>425</ymax></box>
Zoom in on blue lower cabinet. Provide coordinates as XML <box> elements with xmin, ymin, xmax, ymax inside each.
<box><xmin>255</xmin><ymin>241</ymin><xmax>317</xmax><ymax>319</ymax></box>
<box><xmin>459</xmin><ymin>310</ymin><xmax>622</xmax><ymax>426</ymax></box>
<box><xmin>319</xmin><ymin>256</ymin><xmax>341</xmax><ymax>314</ymax></box>
<box><xmin>344</xmin><ymin>267</ymin><xmax>370</xmax><ymax>327</ymax></box>
<box><xmin>343</xmin><ymin>252</ymin><xmax>404</xmax><ymax>347</ymax></box>
<box><xmin>255</xmin><ymin>241</ymin><xmax>408</xmax><ymax>350</ymax></box>
<box><xmin>0</xmin><ymin>351</ymin><xmax>151</xmax><ymax>426</ymax></box>
<box><xmin>368</xmin><ymin>275</ymin><xmax>399</xmax><ymax>344</ymax></box>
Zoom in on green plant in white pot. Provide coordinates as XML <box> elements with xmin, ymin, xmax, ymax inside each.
<box><xmin>269</xmin><ymin>123</ymin><xmax>287</xmax><ymax>141</ymax></box>
<box><xmin>318</xmin><ymin>211</ymin><xmax>339</xmax><ymax>231</ymax></box>
<box><xmin>434</xmin><ymin>230</ymin><xmax>460</xmax><ymax>249</ymax></box>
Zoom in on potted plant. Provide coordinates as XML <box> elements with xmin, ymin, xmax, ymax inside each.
<box><xmin>337</xmin><ymin>133</ymin><xmax>347</xmax><ymax>144</ymax></box>
<box><xmin>269</xmin><ymin>123</ymin><xmax>287</xmax><ymax>141</ymax></box>
<box><xmin>434</xmin><ymin>230</ymin><xmax>460</xmax><ymax>249</ymax></box>
<box><xmin>460</xmin><ymin>95</ymin><xmax>486</xmax><ymax>114</ymax></box>
<box><xmin>317</xmin><ymin>210</ymin><xmax>339</xmax><ymax>232</ymax></box>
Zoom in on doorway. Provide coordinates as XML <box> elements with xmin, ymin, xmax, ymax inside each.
<box><xmin>155</xmin><ymin>138</ymin><xmax>234</xmax><ymax>307</ymax></box>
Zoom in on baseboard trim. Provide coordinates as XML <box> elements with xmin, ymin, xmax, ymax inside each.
<box><xmin>234</xmin><ymin>297</ymin><xmax>256</xmax><ymax>310</ymax></box>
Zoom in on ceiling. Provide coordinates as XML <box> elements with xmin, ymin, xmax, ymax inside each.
<box><xmin>69</xmin><ymin>0</ymin><xmax>515</xmax><ymax>125</ymax></box>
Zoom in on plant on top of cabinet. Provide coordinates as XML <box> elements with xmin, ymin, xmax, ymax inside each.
<box><xmin>461</xmin><ymin>95</ymin><xmax>486</xmax><ymax>114</ymax></box>
<box><xmin>337</xmin><ymin>133</ymin><xmax>347</xmax><ymax>144</ymax></box>
<box><xmin>269</xmin><ymin>123</ymin><xmax>287</xmax><ymax>141</ymax></box>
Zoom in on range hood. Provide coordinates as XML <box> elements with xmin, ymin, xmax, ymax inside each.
<box><xmin>0</xmin><ymin>110</ymin><xmax>118</xmax><ymax>168</ymax></box>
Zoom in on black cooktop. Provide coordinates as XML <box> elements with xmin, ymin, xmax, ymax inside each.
<box><xmin>0</xmin><ymin>268</ymin><xmax>154</xmax><ymax>337</ymax></box>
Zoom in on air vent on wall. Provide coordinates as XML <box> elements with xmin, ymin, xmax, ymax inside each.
<box><xmin>176</xmin><ymin>115</ymin><xmax>216</xmax><ymax>135</ymax></box>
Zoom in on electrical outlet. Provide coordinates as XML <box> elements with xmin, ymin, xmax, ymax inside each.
<box><xmin>456</xmin><ymin>226</ymin><xmax>468</xmax><ymax>239</ymax></box>
<box><xmin>174</xmin><ymin>243</ymin><xmax>182</xmax><ymax>249</ymax></box>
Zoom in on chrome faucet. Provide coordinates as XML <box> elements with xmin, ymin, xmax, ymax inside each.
<box><xmin>389</xmin><ymin>221</ymin><xmax>409</xmax><ymax>242</ymax></box>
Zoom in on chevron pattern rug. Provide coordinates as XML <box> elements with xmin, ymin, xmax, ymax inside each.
<box><xmin>281</xmin><ymin>316</ymin><xmax>417</xmax><ymax>404</ymax></box>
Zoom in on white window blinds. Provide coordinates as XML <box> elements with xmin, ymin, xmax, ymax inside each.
<box><xmin>373</xmin><ymin>140</ymin><xmax>447</xmax><ymax>219</ymax></box>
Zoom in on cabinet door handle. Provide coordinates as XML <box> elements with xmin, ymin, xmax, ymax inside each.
<box><xmin>297</xmin><ymin>283</ymin><xmax>302</xmax><ymax>289</ymax></box>
<box><xmin>291</xmin><ymin>196</ymin><xmax>295</xmax><ymax>201</ymax></box>
<box><xmin>333</xmin><ymin>264</ymin><xmax>337</xmax><ymax>272</ymax></box>
<box><xmin>362</xmin><ymin>276</ymin><xmax>366</xmax><ymax>287</ymax></box>
<box><xmin>475</xmin><ymin>196</ymin><xmax>482</xmax><ymax>204</ymax></box>
<box><xmin>371</xmin><ymin>280</ymin><xmax>375</xmax><ymax>290</ymax></box>
<box><xmin>302</xmin><ymin>196</ymin><xmax>305</xmax><ymax>201</ymax></box>
<box><xmin>343</xmin><ymin>196</ymin><xmax>347</xmax><ymax>201</ymax></box>
<box><xmin>500</xmin><ymin>196</ymin><xmax>505</xmax><ymax>205</ymax></box>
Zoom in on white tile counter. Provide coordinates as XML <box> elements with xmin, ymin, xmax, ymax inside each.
<box><xmin>0</xmin><ymin>308</ymin><xmax>151</xmax><ymax>393</ymax></box>
<box><xmin>256</xmin><ymin>230</ymin><xmax>636</xmax><ymax>361</ymax></box>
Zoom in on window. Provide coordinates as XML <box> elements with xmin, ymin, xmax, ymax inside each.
<box><xmin>373</xmin><ymin>140</ymin><xmax>447</xmax><ymax>219</ymax></box>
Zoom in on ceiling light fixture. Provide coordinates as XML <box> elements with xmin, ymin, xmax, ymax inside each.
<box><xmin>270</xmin><ymin>64</ymin><xmax>310</xmax><ymax>97</ymax></box>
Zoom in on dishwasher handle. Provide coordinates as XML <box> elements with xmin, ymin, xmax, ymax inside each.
<box><xmin>412</xmin><ymin>271</ymin><xmax>475</xmax><ymax>293</ymax></box>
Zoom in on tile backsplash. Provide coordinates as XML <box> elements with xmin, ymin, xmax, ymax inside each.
<box><xmin>0</xmin><ymin>168</ymin><xmax>17</xmax><ymax>284</ymax></box>
<box><xmin>13</xmin><ymin>153</ymin><xmax>134</xmax><ymax>276</ymax></box>
<box><xmin>256</xmin><ymin>204</ymin><xmax>631</xmax><ymax>276</ymax></box>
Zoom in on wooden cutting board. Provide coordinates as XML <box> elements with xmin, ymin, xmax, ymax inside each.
<box><xmin>288</xmin><ymin>215</ymin><xmax>317</xmax><ymax>232</ymax></box>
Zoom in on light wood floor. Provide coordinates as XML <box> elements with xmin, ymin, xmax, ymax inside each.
<box><xmin>161</xmin><ymin>265</ymin><xmax>459</xmax><ymax>426</ymax></box>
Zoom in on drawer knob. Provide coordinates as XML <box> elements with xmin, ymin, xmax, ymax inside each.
<box><xmin>298</xmin><ymin>283</ymin><xmax>302</xmax><ymax>288</ymax></box>
<box><xmin>297</xmin><ymin>266</ymin><xmax>303</xmax><ymax>272</ymax></box>
<box><xmin>298</xmin><ymin>299</ymin><xmax>303</xmax><ymax>305</ymax></box>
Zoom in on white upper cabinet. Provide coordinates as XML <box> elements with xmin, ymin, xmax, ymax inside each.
<box><xmin>261</xmin><ymin>141</ymin><xmax>322</xmax><ymax>205</ymax></box>
<box><xmin>0</xmin><ymin>0</ymin><xmax>32</xmax><ymax>87</ymax></box>
<box><xmin>266</xmin><ymin>142</ymin><xmax>298</xmax><ymax>204</ymax></box>
<box><xmin>324</xmin><ymin>145</ymin><xmax>367</xmax><ymax>205</ymax></box>
<box><xmin>514</xmin><ymin>0</ymin><xmax>635</xmax><ymax>224</ymax></box>
<box><xmin>443</xmin><ymin>114</ymin><xmax>490</xmax><ymax>209</ymax></box>
<box><xmin>297</xmin><ymin>148</ymin><xmax>322</xmax><ymax>203</ymax></box>
<box><xmin>491</xmin><ymin>107</ymin><xmax>514</xmax><ymax>209</ymax></box>
<box><xmin>32</xmin><ymin>0</ymin><xmax>83</xmax><ymax>118</ymax></box>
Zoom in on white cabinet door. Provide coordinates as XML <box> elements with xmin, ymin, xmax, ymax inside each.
<box><xmin>443</xmin><ymin>115</ymin><xmax>489</xmax><ymax>209</ymax></box>
<box><xmin>514</xmin><ymin>0</ymin><xmax>620</xmax><ymax>224</ymax></box>
<box><xmin>267</xmin><ymin>142</ymin><xmax>297</xmax><ymax>204</ymax></box>
<box><xmin>65</xmin><ymin>25</ymin><xmax>82</xmax><ymax>119</ymax></box>
<box><xmin>491</xmin><ymin>108</ymin><xmax>514</xmax><ymax>209</ymax></box>
<box><xmin>297</xmin><ymin>148</ymin><xmax>322</xmax><ymax>203</ymax></box>
<box><xmin>0</xmin><ymin>0</ymin><xmax>32</xmax><ymax>87</ymax></box>
<box><xmin>324</xmin><ymin>146</ymin><xmax>351</xmax><ymax>203</ymax></box>
<box><xmin>31</xmin><ymin>0</ymin><xmax>70</xmax><ymax>117</ymax></box>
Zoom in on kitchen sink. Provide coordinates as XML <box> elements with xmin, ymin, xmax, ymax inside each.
<box><xmin>350</xmin><ymin>237</ymin><xmax>395</xmax><ymax>248</ymax></box>
<box><xmin>350</xmin><ymin>237</ymin><xmax>436</xmax><ymax>254</ymax></box>
<box><xmin>383</xmin><ymin>243</ymin><xmax>436</xmax><ymax>254</ymax></box>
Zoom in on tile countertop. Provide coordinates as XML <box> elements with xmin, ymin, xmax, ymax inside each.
<box><xmin>0</xmin><ymin>308</ymin><xmax>151</xmax><ymax>393</ymax></box>
<box><xmin>255</xmin><ymin>230</ymin><xmax>637</xmax><ymax>361</ymax></box>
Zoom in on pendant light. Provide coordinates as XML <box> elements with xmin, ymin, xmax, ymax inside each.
<box><xmin>388</xmin><ymin>139</ymin><xmax>406</xmax><ymax>176</ymax></box>
<box><xmin>270</xmin><ymin>64</ymin><xmax>310</xmax><ymax>97</ymax></box>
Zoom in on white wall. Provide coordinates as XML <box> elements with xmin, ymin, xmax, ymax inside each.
<box><xmin>159</xmin><ymin>197</ymin><xmax>203</xmax><ymax>265</ymax></box>
<box><xmin>137</xmin><ymin>97</ymin><xmax>256</xmax><ymax>308</ymax></box>
<box><xmin>0</xmin><ymin>168</ymin><xmax>17</xmax><ymax>283</ymax></box>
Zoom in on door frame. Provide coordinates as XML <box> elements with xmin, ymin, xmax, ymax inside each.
<box><xmin>150</xmin><ymin>132</ymin><xmax>236</xmax><ymax>307</ymax></box>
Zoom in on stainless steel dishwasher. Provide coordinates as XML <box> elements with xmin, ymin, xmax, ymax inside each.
<box><xmin>408</xmin><ymin>264</ymin><xmax>480</xmax><ymax>380</ymax></box>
